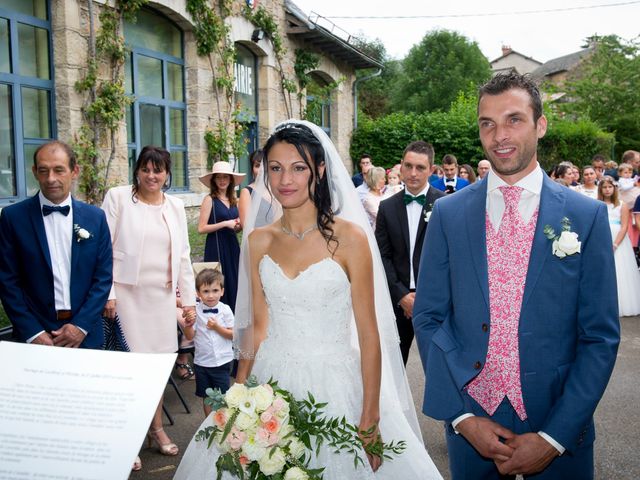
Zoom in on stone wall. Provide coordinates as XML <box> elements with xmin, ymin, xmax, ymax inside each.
<box><xmin>50</xmin><ymin>0</ymin><xmax>360</xmax><ymax>203</ymax></box>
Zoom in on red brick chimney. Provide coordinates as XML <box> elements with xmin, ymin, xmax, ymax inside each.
<box><xmin>501</xmin><ymin>45</ymin><xmax>512</xmax><ymax>56</ymax></box>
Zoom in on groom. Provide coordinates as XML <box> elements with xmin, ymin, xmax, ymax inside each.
<box><xmin>0</xmin><ymin>140</ymin><xmax>112</xmax><ymax>348</ymax></box>
<box><xmin>413</xmin><ymin>72</ymin><xmax>620</xmax><ymax>479</ymax></box>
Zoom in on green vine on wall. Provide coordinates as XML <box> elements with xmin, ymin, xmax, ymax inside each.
<box><xmin>187</xmin><ymin>0</ymin><xmax>247</xmax><ymax>168</ymax></box>
<box><xmin>243</xmin><ymin>4</ymin><xmax>296</xmax><ymax>118</ymax></box>
<box><xmin>74</xmin><ymin>0</ymin><xmax>143</xmax><ymax>204</ymax></box>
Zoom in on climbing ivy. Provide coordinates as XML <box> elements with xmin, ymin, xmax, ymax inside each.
<box><xmin>187</xmin><ymin>0</ymin><xmax>247</xmax><ymax>165</ymax></box>
<box><xmin>74</xmin><ymin>0</ymin><xmax>144</xmax><ymax>204</ymax></box>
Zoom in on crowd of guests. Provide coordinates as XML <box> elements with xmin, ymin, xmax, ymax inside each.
<box><xmin>1</xmin><ymin>135</ymin><xmax>638</xmax><ymax>473</ymax></box>
<box><xmin>352</xmin><ymin>149</ymin><xmax>640</xmax><ymax>320</ymax></box>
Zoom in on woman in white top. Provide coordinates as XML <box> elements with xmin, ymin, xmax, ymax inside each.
<box><xmin>362</xmin><ymin>166</ymin><xmax>387</xmax><ymax>230</ymax></box>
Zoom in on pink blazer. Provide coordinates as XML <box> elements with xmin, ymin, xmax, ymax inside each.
<box><xmin>101</xmin><ymin>185</ymin><xmax>196</xmax><ymax>305</ymax></box>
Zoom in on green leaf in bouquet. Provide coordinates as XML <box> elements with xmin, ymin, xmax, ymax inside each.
<box><xmin>220</xmin><ymin>408</ymin><xmax>240</xmax><ymax>443</ymax></box>
<box><xmin>245</xmin><ymin>374</ymin><xmax>260</xmax><ymax>388</ymax></box>
<box><xmin>204</xmin><ymin>387</ymin><xmax>227</xmax><ymax>411</ymax></box>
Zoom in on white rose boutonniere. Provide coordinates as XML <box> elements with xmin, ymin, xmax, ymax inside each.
<box><xmin>544</xmin><ymin>217</ymin><xmax>581</xmax><ymax>258</ymax></box>
<box><xmin>73</xmin><ymin>224</ymin><xmax>92</xmax><ymax>242</ymax></box>
<box><xmin>423</xmin><ymin>203</ymin><xmax>434</xmax><ymax>223</ymax></box>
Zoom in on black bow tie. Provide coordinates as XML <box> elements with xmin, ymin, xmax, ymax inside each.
<box><xmin>202</xmin><ymin>308</ymin><xmax>218</xmax><ymax>314</ymax></box>
<box><xmin>445</xmin><ymin>178</ymin><xmax>456</xmax><ymax>184</ymax></box>
<box><xmin>42</xmin><ymin>205</ymin><xmax>70</xmax><ymax>216</ymax></box>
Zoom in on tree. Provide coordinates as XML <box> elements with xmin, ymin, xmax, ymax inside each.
<box><xmin>561</xmin><ymin>35</ymin><xmax>640</xmax><ymax>154</ymax></box>
<box><xmin>350</xmin><ymin>36</ymin><xmax>401</xmax><ymax>118</ymax></box>
<box><xmin>393</xmin><ymin>30</ymin><xmax>491</xmax><ymax>113</ymax></box>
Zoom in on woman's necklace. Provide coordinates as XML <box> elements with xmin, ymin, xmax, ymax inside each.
<box><xmin>280</xmin><ymin>219</ymin><xmax>318</xmax><ymax>240</ymax></box>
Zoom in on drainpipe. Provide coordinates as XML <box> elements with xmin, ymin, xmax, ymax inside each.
<box><xmin>352</xmin><ymin>68</ymin><xmax>382</xmax><ymax>130</ymax></box>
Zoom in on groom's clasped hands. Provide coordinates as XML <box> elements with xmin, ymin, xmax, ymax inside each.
<box><xmin>456</xmin><ymin>416</ymin><xmax>559</xmax><ymax>476</ymax></box>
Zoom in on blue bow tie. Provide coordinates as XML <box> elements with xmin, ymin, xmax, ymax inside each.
<box><xmin>202</xmin><ymin>308</ymin><xmax>218</xmax><ymax>314</ymax></box>
<box><xmin>42</xmin><ymin>205</ymin><xmax>70</xmax><ymax>216</ymax></box>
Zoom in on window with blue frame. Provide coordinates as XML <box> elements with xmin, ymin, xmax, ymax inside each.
<box><xmin>306</xmin><ymin>73</ymin><xmax>331</xmax><ymax>138</ymax></box>
<box><xmin>124</xmin><ymin>8</ymin><xmax>187</xmax><ymax>189</ymax></box>
<box><xmin>0</xmin><ymin>0</ymin><xmax>54</xmax><ymax>202</ymax></box>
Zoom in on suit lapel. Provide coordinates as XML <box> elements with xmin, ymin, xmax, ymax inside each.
<box><xmin>29</xmin><ymin>194</ymin><xmax>52</xmax><ymax>270</ymax></box>
<box><xmin>522</xmin><ymin>175</ymin><xmax>566</xmax><ymax>307</ymax></box>
<box><xmin>394</xmin><ymin>192</ymin><xmax>411</xmax><ymax>254</ymax></box>
<box><xmin>416</xmin><ymin>187</ymin><xmax>439</xmax><ymax>244</ymax></box>
<box><xmin>465</xmin><ymin>181</ymin><xmax>490</xmax><ymax>310</ymax></box>
<box><xmin>70</xmin><ymin>198</ymin><xmax>82</xmax><ymax>279</ymax></box>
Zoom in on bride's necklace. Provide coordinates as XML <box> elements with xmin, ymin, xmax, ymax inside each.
<box><xmin>280</xmin><ymin>219</ymin><xmax>318</xmax><ymax>240</ymax></box>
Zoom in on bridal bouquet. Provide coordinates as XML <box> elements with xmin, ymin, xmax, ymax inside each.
<box><xmin>196</xmin><ymin>376</ymin><xmax>406</xmax><ymax>480</ymax></box>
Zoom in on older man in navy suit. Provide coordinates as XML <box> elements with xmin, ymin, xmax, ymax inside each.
<box><xmin>0</xmin><ymin>141</ymin><xmax>112</xmax><ymax>348</ymax></box>
<box><xmin>413</xmin><ymin>73</ymin><xmax>619</xmax><ymax>479</ymax></box>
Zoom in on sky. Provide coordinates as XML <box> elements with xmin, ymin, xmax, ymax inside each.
<box><xmin>291</xmin><ymin>0</ymin><xmax>640</xmax><ymax>63</ymax></box>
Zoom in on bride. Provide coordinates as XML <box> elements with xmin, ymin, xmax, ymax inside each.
<box><xmin>175</xmin><ymin>120</ymin><xmax>442</xmax><ymax>479</ymax></box>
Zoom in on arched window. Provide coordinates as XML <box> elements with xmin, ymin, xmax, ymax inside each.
<box><xmin>234</xmin><ymin>43</ymin><xmax>258</xmax><ymax>183</ymax></box>
<box><xmin>124</xmin><ymin>9</ymin><xmax>187</xmax><ymax>189</ymax></box>
<box><xmin>306</xmin><ymin>73</ymin><xmax>331</xmax><ymax>137</ymax></box>
<box><xmin>0</xmin><ymin>0</ymin><xmax>54</xmax><ymax>202</ymax></box>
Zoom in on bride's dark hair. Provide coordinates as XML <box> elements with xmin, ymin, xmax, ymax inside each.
<box><xmin>263</xmin><ymin>123</ymin><xmax>337</xmax><ymax>251</ymax></box>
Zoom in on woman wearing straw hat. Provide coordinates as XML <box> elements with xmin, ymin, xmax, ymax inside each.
<box><xmin>198</xmin><ymin>161</ymin><xmax>245</xmax><ymax>311</ymax></box>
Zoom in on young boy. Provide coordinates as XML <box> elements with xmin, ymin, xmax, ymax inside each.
<box><xmin>183</xmin><ymin>269</ymin><xmax>234</xmax><ymax>416</ymax></box>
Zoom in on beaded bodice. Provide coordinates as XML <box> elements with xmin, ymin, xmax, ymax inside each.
<box><xmin>257</xmin><ymin>255</ymin><xmax>354</xmax><ymax>358</ymax></box>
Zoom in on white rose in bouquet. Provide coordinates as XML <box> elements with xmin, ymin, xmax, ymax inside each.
<box><xmin>252</xmin><ymin>384</ymin><xmax>274</xmax><ymax>411</ymax></box>
<box><xmin>286</xmin><ymin>437</ymin><xmax>306</xmax><ymax>459</ymax></box>
<box><xmin>225</xmin><ymin>383</ymin><xmax>248</xmax><ymax>408</ymax></box>
<box><xmin>235</xmin><ymin>411</ymin><xmax>258</xmax><ymax>431</ymax></box>
<box><xmin>242</xmin><ymin>436</ymin><xmax>267</xmax><ymax>461</ymax></box>
<box><xmin>284</xmin><ymin>466</ymin><xmax>309</xmax><ymax>480</ymax></box>
<box><xmin>258</xmin><ymin>447</ymin><xmax>286</xmax><ymax>475</ymax></box>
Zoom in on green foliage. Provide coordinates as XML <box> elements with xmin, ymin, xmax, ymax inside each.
<box><xmin>96</xmin><ymin>8</ymin><xmax>126</xmax><ymax>62</ymax></box>
<box><xmin>245</xmin><ymin>5</ymin><xmax>285</xmax><ymax>55</ymax></box>
<box><xmin>188</xmin><ymin>220</ymin><xmax>205</xmax><ymax>263</ymax></box>
<box><xmin>117</xmin><ymin>0</ymin><xmax>148</xmax><ymax>22</ymax></box>
<box><xmin>305</xmin><ymin>78</ymin><xmax>344</xmax><ymax>124</ymax></box>
<box><xmin>204</xmin><ymin>118</ymin><xmax>249</xmax><ymax>168</ymax></box>
<box><xmin>352</xmin><ymin>92</ymin><xmax>614</xmax><ymax>170</ymax></box>
<box><xmin>74</xmin><ymin>125</ymin><xmax>107</xmax><ymax>204</ymax></box>
<box><xmin>87</xmin><ymin>80</ymin><xmax>130</xmax><ymax>130</ymax></box>
<box><xmin>394</xmin><ymin>30</ymin><xmax>491</xmax><ymax>113</ymax></box>
<box><xmin>561</xmin><ymin>34</ymin><xmax>640</xmax><ymax>155</ymax></box>
<box><xmin>0</xmin><ymin>304</ymin><xmax>9</xmax><ymax>330</ymax></box>
<box><xmin>244</xmin><ymin>5</ymin><xmax>294</xmax><ymax>117</ymax></box>
<box><xmin>539</xmin><ymin>115</ymin><xmax>615</xmax><ymax>169</ymax></box>
<box><xmin>74</xmin><ymin>2</ymin><xmax>142</xmax><ymax>204</ymax></box>
<box><xmin>352</xmin><ymin>93</ymin><xmax>483</xmax><ymax>167</ymax></box>
<box><xmin>294</xmin><ymin>49</ymin><xmax>320</xmax><ymax>91</ymax></box>
<box><xmin>357</xmin><ymin>59</ymin><xmax>401</xmax><ymax>118</ymax></box>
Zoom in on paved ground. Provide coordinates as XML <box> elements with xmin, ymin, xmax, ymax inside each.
<box><xmin>133</xmin><ymin>316</ymin><xmax>640</xmax><ymax>479</ymax></box>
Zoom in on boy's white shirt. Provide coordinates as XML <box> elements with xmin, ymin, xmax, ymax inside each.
<box><xmin>193</xmin><ymin>300</ymin><xmax>235</xmax><ymax>367</ymax></box>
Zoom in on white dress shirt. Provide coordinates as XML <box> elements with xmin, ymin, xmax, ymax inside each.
<box><xmin>453</xmin><ymin>165</ymin><xmax>565</xmax><ymax>454</ymax></box>
<box><xmin>27</xmin><ymin>193</ymin><xmax>75</xmax><ymax>343</ymax></box>
<box><xmin>406</xmin><ymin>183</ymin><xmax>430</xmax><ymax>289</ymax></box>
<box><xmin>193</xmin><ymin>301</ymin><xmax>235</xmax><ymax>368</ymax></box>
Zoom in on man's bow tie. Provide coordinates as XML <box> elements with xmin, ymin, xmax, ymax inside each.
<box><xmin>403</xmin><ymin>193</ymin><xmax>426</xmax><ymax>206</ymax></box>
<box><xmin>42</xmin><ymin>205</ymin><xmax>70</xmax><ymax>216</ymax></box>
<box><xmin>202</xmin><ymin>308</ymin><xmax>218</xmax><ymax>314</ymax></box>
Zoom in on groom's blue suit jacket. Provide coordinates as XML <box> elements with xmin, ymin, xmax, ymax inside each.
<box><xmin>0</xmin><ymin>194</ymin><xmax>113</xmax><ymax>348</ymax></box>
<box><xmin>413</xmin><ymin>173</ymin><xmax>620</xmax><ymax>453</ymax></box>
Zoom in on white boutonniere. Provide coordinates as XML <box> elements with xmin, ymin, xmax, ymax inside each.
<box><xmin>423</xmin><ymin>203</ymin><xmax>434</xmax><ymax>223</ymax></box>
<box><xmin>544</xmin><ymin>217</ymin><xmax>581</xmax><ymax>258</ymax></box>
<box><xmin>73</xmin><ymin>224</ymin><xmax>92</xmax><ymax>242</ymax></box>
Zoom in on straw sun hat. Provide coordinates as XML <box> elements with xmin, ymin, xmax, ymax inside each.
<box><xmin>198</xmin><ymin>161</ymin><xmax>246</xmax><ymax>188</ymax></box>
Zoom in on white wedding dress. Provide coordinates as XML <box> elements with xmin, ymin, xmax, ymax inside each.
<box><xmin>174</xmin><ymin>255</ymin><xmax>442</xmax><ymax>480</ymax></box>
<box><xmin>607</xmin><ymin>203</ymin><xmax>640</xmax><ymax>316</ymax></box>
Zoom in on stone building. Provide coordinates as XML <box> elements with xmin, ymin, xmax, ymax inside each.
<box><xmin>0</xmin><ymin>0</ymin><xmax>381</xmax><ymax>206</ymax></box>
<box><xmin>489</xmin><ymin>45</ymin><xmax>542</xmax><ymax>76</ymax></box>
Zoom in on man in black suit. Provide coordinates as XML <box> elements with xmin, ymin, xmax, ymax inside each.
<box><xmin>375</xmin><ymin>141</ymin><xmax>445</xmax><ymax>365</ymax></box>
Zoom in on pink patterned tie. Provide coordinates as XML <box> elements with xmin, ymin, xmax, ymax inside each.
<box><xmin>467</xmin><ymin>185</ymin><xmax>537</xmax><ymax>421</ymax></box>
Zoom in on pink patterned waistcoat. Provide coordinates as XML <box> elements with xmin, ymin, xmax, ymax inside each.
<box><xmin>466</xmin><ymin>186</ymin><xmax>538</xmax><ymax>421</ymax></box>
